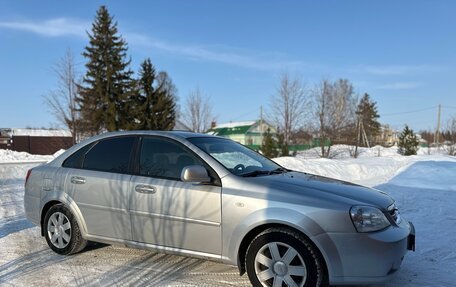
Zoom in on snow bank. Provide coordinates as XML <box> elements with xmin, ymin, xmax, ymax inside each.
<box><xmin>388</xmin><ymin>160</ymin><xmax>456</xmax><ymax>191</ymax></box>
<box><xmin>274</xmin><ymin>145</ymin><xmax>456</xmax><ymax>187</ymax></box>
<box><xmin>292</xmin><ymin>144</ymin><xmax>449</xmax><ymax>160</ymax></box>
<box><xmin>0</xmin><ymin>149</ymin><xmax>58</xmax><ymax>164</ymax></box>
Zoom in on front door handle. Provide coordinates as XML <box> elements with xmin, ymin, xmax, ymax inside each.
<box><xmin>71</xmin><ymin>176</ymin><xmax>86</xmax><ymax>184</ymax></box>
<box><xmin>135</xmin><ymin>184</ymin><xmax>156</xmax><ymax>194</ymax></box>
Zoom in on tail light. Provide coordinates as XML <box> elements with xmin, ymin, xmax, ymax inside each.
<box><xmin>25</xmin><ymin>169</ymin><xmax>32</xmax><ymax>186</ymax></box>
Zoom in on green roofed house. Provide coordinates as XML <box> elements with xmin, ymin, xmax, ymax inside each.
<box><xmin>207</xmin><ymin>120</ymin><xmax>276</xmax><ymax>149</ymax></box>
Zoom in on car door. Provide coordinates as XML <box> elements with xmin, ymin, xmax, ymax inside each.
<box><xmin>129</xmin><ymin>136</ymin><xmax>222</xmax><ymax>256</ymax></box>
<box><xmin>64</xmin><ymin>136</ymin><xmax>136</xmax><ymax>240</ymax></box>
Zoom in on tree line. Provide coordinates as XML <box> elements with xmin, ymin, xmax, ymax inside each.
<box><xmin>264</xmin><ymin>72</ymin><xmax>456</xmax><ymax>158</ymax></box>
<box><xmin>262</xmin><ymin>73</ymin><xmax>381</xmax><ymax>158</ymax></box>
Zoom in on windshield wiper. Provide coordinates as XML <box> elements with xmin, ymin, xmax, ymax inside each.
<box><xmin>268</xmin><ymin>167</ymin><xmax>289</xmax><ymax>174</ymax></box>
<box><xmin>241</xmin><ymin>167</ymin><xmax>289</xmax><ymax>177</ymax></box>
<box><xmin>240</xmin><ymin>170</ymin><xmax>271</xmax><ymax>177</ymax></box>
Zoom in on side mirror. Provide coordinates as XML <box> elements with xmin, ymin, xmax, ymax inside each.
<box><xmin>181</xmin><ymin>165</ymin><xmax>211</xmax><ymax>183</ymax></box>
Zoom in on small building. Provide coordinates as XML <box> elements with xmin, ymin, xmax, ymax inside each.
<box><xmin>0</xmin><ymin>128</ymin><xmax>73</xmax><ymax>155</ymax></box>
<box><xmin>375</xmin><ymin>125</ymin><xmax>399</xmax><ymax>147</ymax></box>
<box><xmin>207</xmin><ymin>120</ymin><xmax>276</xmax><ymax>149</ymax></box>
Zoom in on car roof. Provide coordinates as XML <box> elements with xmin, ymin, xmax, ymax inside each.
<box><xmin>93</xmin><ymin>130</ymin><xmax>217</xmax><ymax>141</ymax></box>
<box><xmin>47</xmin><ymin>130</ymin><xmax>219</xmax><ymax>166</ymax></box>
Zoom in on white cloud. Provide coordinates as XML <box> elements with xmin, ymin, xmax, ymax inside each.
<box><xmin>127</xmin><ymin>33</ymin><xmax>303</xmax><ymax>70</ymax></box>
<box><xmin>0</xmin><ymin>18</ymin><xmax>89</xmax><ymax>37</ymax></box>
<box><xmin>356</xmin><ymin>64</ymin><xmax>441</xmax><ymax>76</ymax></box>
<box><xmin>0</xmin><ymin>17</ymin><xmax>305</xmax><ymax>70</ymax></box>
<box><xmin>375</xmin><ymin>82</ymin><xmax>420</xmax><ymax>90</ymax></box>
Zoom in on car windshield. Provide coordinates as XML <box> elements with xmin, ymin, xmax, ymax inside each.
<box><xmin>188</xmin><ymin>137</ymin><xmax>286</xmax><ymax>177</ymax></box>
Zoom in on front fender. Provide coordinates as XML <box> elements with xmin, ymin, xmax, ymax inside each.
<box><xmin>224</xmin><ymin>207</ymin><xmax>325</xmax><ymax>264</ymax></box>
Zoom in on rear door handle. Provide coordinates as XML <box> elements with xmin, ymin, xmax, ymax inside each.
<box><xmin>135</xmin><ymin>184</ymin><xmax>156</xmax><ymax>194</ymax></box>
<box><xmin>71</xmin><ymin>176</ymin><xmax>86</xmax><ymax>184</ymax></box>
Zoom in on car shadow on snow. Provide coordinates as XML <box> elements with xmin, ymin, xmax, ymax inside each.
<box><xmin>87</xmin><ymin>253</ymin><xmax>204</xmax><ymax>286</ymax></box>
<box><xmin>0</xmin><ymin>217</ymin><xmax>35</xmax><ymax>239</ymax></box>
<box><xmin>0</xmin><ymin>249</ymin><xmax>68</xmax><ymax>283</ymax></box>
<box><xmin>84</xmin><ymin>250</ymin><xmax>248</xmax><ymax>287</ymax></box>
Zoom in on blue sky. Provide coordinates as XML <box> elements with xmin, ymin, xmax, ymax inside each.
<box><xmin>1</xmin><ymin>0</ymin><xmax>455</xmax><ymax>131</ymax></box>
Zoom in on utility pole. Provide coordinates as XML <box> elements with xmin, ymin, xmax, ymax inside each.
<box><xmin>260</xmin><ymin>105</ymin><xmax>263</xmax><ymax>133</ymax></box>
<box><xmin>435</xmin><ymin>104</ymin><xmax>441</xmax><ymax>150</ymax></box>
<box><xmin>361</xmin><ymin>121</ymin><xmax>370</xmax><ymax>148</ymax></box>
<box><xmin>259</xmin><ymin>105</ymin><xmax>264</xmax><ymax>146</ymax></box>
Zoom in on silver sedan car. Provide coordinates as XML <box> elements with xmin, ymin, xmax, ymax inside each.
<box><xmin>24</xmin><ymin>131</ymin><xmax>415</xmax><ymax>287</ymax></box>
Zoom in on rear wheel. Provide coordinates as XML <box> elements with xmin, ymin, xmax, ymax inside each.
<box><xmin>245</xmin><ymin>228</ymin><xmax>323</xmax><ymax>287</ymax></box>
<box><xmin>44</xmin><ymin>204</ymin><xmax>87</xmax><ymax>255</ymax></box>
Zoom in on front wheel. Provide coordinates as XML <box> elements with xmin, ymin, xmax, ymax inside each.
<box><xmin>245</xmin><ymin>228</ymin><xmax>323</xmax><ymax>287</ymax></box>
<box><xmin>44</xmin><ymin>204</ymin><xmax>87</xmax><ymax>255</ymax></box>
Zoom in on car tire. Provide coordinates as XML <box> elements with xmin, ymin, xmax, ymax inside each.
<box><xmin>44</xmin><ymin>204</ymin><xmax>87</xmax><ymax>255</ymax></box>
<box><xmin>245</xmin><ymin>227</ymin><xmax>323</xmax><ymax>287</ymax></box>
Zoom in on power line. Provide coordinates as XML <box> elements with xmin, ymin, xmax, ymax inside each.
<box><xmin>230</xmin><ymin>107</ymin><xmax>261</xmax><ymax>121</ymax></box>
<box><xmin>382</xmin><ymin>106</ymin><xmax>437</xmax><ymax>117</ymax></box>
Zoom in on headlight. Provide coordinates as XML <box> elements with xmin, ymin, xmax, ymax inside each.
<box><xmin>350</xmin><ymin>205</ymin><xmax>391</xmax><ymax>232</ymax></box>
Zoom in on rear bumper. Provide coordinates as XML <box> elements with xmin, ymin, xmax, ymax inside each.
<box><xmin>24</xmin><ymin>193</ymin><xmax>41</xmax><ymax>226</ymax></box>
<box><xmin>318</xmin><ymin>220</ymin><xmax>414</xmax><ymax>285</ymax></box>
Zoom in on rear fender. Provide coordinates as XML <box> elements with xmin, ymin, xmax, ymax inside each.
<box><xmin>40</xmin><ymin>191</ymin><xmax>88</xmax><ymax>237</ymax></box>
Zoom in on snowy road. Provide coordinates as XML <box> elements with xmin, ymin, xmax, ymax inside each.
<box><xmin>1</xmin><ymin>156</ymin><xmax>455</xmax><ymax>286</ymax></box>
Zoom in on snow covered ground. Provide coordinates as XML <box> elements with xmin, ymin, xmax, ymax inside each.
<box><xmin>0</xmin><ymin>147</ymin><xmax>455</xmax><ymax>286</ymax></box>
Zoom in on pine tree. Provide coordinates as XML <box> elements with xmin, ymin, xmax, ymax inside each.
<box><xmin>356</xmin><ymin>93</ymin><xmax>380</xmax><ymax>144</ymax></box>
<box><xmin>398</xmin><ymin>125</ymin><xmax>419</xmax><ymax>155</ymax></box>
<box><xmin>353</xmin><ymin>93</ymin><xmax>381</xmax><ymax>157</ymax></box>
<box><xmin>134</xmin><ymin>59</ymin><xmax>176</xmax><ymax>130</ymax></box>
<box><xmin>134</xmin><ymin>58</ymin><xmax>157</xmax><ymax>130</ymax></box>
<box><xmin>277</xmin><ymin>132</ymin><xmax>289</xmax><ymax>156</ymax></box>
<box><xmin>261</xmin><ymin>128</ymin><xmax>278</xmax><ymax>158</ymax></box>
<box><xmin>78</xmin><ymin>6</ymin><xmax>136</xmax><ymax>134</ymax></box>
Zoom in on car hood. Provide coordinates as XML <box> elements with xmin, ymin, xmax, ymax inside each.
<box><xmin>248</xmin><ymin>171</ymin><xmax>394</xmax><ymax>209</ymax></box>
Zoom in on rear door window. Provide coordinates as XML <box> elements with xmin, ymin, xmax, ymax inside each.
<box><xmin>83</xmin><ymin>136</ymin><xmax>135</xmax><ymax>173</ymax></box>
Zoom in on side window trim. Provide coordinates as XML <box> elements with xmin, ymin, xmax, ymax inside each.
<box><xmin>80</xmin><ymin>141</ymin><xmax>97</xmax><ymax>167</ymax></box>
<box><xmin>130</xmin><ymin>136</ymin><xmax>142</xmax><ymax>175</ymax></box>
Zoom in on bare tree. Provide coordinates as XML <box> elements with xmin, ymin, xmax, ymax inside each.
<box><xmin>44</xmin><ymin>49</ymin><xmax>81</xmax><ymax>144</ymax></box>
<box><xmin>444</xmin><ymin>116</ymin><xmax>456</xmax><ymax>155</ymax></box>
<box><xmin>181</xmin><ymin>87</ymin><xmax>214</xmax><ymax>133</ymax></box>
<box><xmin>156</xmin><ymin>71</ymin><xmax>178</xmax><ymax>102</ymax></box>
<box><xmin>420</xmin><ymin>130</ymin><xmax>434</xmax><ymax>155</ymax></box>
<box><xmin>270</xmin><ymin>72</ymin><xmax>309</xmax><ymax>146</ymax></box>
<box><xmin>313</xmin><ymin>79</ymin><xmax>357</xmax><ymax>157</ymax></box>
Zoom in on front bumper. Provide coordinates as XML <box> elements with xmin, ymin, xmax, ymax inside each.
<box><xmin>407</xmin><ymin>221</ymin><xmax>416</xmax><ymax>251</ymax></box>
<box><xmin>316</xmin><ymin>220</ymin><xmax>415</xmax><ymax>285</ymax></box>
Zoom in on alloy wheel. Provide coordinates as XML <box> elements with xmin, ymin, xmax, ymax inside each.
<box><xmin>47</xmin><ymin>211</ymin><xmax>72</xmax><ymax>249</ymax></box>
<box><xmin>254</xmin><ymin>242</ymin><xmax>307</xmax><ymax>287</ymax></box>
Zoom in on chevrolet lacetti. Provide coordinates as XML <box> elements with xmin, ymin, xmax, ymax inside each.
<box><xmin>24</xmin><ymin>131</ymin><xmax>415</xmax><ymax>287</ymax></box>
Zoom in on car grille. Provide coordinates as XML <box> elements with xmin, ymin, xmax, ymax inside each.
<box><xmin>387</xmin><ymin>203</ymin><xmax>401</xmax><ymax>224</ymax></box>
